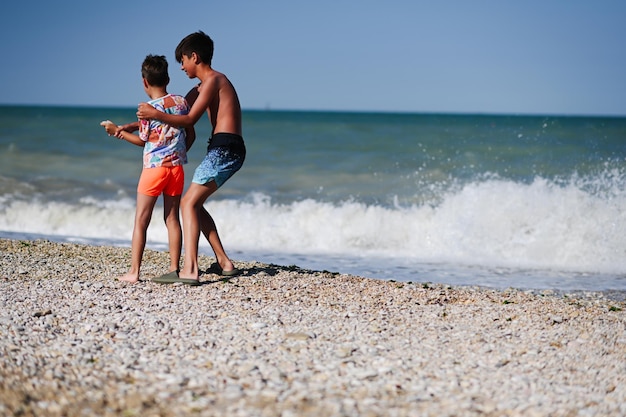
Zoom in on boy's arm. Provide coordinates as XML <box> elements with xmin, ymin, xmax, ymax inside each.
<box><xmin>137</xmin><ymin>100</ymin><xmax>204</xmax><ymax>127</ymax></box>
<box><xmin>101</xmin><ymin>121</ymin><xmax>145</xmax><ymax>147</ymax></box>
<box><xmin>137</xmin><ymin>83</ymin><xmax>212</xmax><ymax>128</ymax></box>
<box><xmin>185</xmin><ymin>127</ymin><xmax>196</xmax><ymax>151</ymax></box>
<box><xmin>117</xmin><ymin>131</ymin><xmax>145</xmax><ymax>147</ymax></box>
<box><xmin>115</xmin><ymin>121</ymin><xmax>140</xmax><ymax>137</ymax></box>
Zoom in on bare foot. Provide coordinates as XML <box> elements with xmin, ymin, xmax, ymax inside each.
<box><xmin>118</xmin><ymin>272</ymin><xmax>139</xmax><ymax>283</ymax></box>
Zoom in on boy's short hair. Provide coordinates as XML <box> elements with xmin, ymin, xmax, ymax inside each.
<box><xmin>175</xmin><ymin>31</ymin><xmax>214</xmax><ymax>65</ymax></box>
<box><xmin>141</xmin><ymin>55</ymin><xmax>169</xmax><ymax>87</ymax></box>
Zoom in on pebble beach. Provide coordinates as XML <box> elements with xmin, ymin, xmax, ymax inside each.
<box><xmin>1</xmin><ymin>238</ymin><xmax>625</xmax><ymax>416</ymax></box>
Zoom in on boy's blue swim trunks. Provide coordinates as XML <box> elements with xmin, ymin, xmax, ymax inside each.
<box><xmin>192</xmin><ymin>133</ymin><xmax>246</xmax><ymax>188</ymax></box>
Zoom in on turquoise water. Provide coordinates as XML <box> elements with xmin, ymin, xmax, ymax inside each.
<box><xmin>1</xmin><ymin>105</ymin><xmax>625</xmax><ymax>291</ymax></box>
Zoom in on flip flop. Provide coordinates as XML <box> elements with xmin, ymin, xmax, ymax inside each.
<box><xmin>206</xmin><ymin>263</ymin><xmax>241</xmax><ymax>277</ymax></box>
<box><xmin>152</xmin><ymin>271</ymin><xmax>201</xmax><ymax>286</ymax></box>
<box><xmin>221</xmin><ymin>268</ymin><xmax>241</xmax><ymax>277</ymax></box>
<box><xmin>205</xmin><ymin>263</ymin><xmax>222</xmax><ymax>275</ymax></box>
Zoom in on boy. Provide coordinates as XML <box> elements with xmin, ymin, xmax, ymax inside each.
<box><xmin>101</xmin><ymin>54</ymin><xmax>195</xmax><ymax>283</ymax></box>
<box><xmin>137</xmin><ymin>31</ymin><xmax>245</xmax><ymax>284</ymax></box>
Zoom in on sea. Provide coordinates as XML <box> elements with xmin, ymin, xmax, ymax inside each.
<box><xmin>1</xmin><ymin>105</ymin><xmax>625</xmax><ymax>293</ymax></box>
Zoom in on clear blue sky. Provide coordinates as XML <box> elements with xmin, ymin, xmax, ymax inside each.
<box><xmin>1</xmin><ymin>1</ymin><xmax>624</xmax><ymax>116</ymax></box>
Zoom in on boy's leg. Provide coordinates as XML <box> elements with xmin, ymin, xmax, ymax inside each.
<box><xmin>162</xmin><ymin>194</ymin><xmax>182</xmax><ymax>273</ymax></box>
<box><xmin>178</xmin><ymin>181</ymin><xmax>236</xmax><ymax>279</ymax></box>
<box><xmin>197</xmin><ymin>204</ymin><xmax>237</xmax><ymax>274</ymax></box>
<box><xmin>178</xmin><ymin>183</ymin><xmax>213</xmax><ymax>280</ymax></box>
<box><xmin>120</xmin><ymin>193</ymin><xmax>158</xmax><ymax>283</ymax></box>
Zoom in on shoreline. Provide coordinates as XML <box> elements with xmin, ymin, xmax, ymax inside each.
<box><xmin>1</xmin><ymin>238</ymin><xmax>625</xmax><ymax>416</ymax></box>
<box><xmin>2</xmin><ymin>231</ymin><xmax>625</xmax><ymax>299</ymax></box>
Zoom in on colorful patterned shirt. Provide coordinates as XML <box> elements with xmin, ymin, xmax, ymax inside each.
<box><xmin>139</xmin><ymin>94</ymin><xmax>189</xmax><ymax>168</ymax></box>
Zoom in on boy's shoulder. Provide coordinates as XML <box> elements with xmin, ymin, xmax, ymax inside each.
<box><xmin>197</xmin><ymin>69</ymin><xmax>234</xmax><ymax>93</ymax></box>
<box><xmin>197</xmin><ymin>67</ymin><xmax>218</xmax><ymax>82</ymax></box>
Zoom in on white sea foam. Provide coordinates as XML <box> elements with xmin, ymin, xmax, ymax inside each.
<box><xmin>1</xmin><ymin>175</ymin><xmax>624</xmax><ymax>280</ymax></box>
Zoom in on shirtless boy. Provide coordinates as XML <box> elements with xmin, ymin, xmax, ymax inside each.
<box><xmin>137</xmin><ymin>31</ymin><xmax>246</xmax><ymax>284</ymax></box>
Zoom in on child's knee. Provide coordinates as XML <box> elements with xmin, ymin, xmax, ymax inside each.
<box><xmin>163</xmin><ymin>211</ymin><xmax>180</xmax><ymax>225</ymax></box>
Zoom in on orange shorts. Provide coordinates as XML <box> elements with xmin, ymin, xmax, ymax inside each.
<box><xmin>137</xmin><ymin>165</ymin><xmax>184</xmax><ymax>197</ymax></box>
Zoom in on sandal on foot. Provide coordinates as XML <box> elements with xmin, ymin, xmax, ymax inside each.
<box><xmin>206</xmin><ymin>263</ymin><xmax>241</xmax><ymax>277</ymax></box>
<box><xmin>152</xmin><ymin>271</ymin><xmax>201</xmax><ymax>286</ymax></box>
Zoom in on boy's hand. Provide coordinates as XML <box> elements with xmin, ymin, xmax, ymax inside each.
<box><xmin>137</xmin><ymin>103</ymin><xmax>157</xmax><ymax>120</ymax></box>
<box><xmin>100</xmin><ymin>120</ymin><xmax>124</xmax><ymax>139</ymax></box>
<box><xmin>100</xmin><ymin>120</ymin><xmax>118</xmax><ymax>136</ymax></box>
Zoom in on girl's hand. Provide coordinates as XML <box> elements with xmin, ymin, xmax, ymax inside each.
<box><xmin>137</xmin><ymin>103</ymin><xmax>156</xmax><ymax>120</ymax></box>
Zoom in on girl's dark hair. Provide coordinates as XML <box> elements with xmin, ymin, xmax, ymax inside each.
<box><xmin>141</xmin><ymin>55</ymin><xmax>169</xmax><ymax>87</ymax></box>
<box><xmin>175</xmin><ymin>31</ymin><xmax>214</xmax><ymax>65</ymax></box>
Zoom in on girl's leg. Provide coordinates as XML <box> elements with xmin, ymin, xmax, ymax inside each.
<box><xmin>119</xmin><ymin>193</ymin><xmax>158</xmax><ymax>283</ymax></box>
<box><xmin>162</xmin><ymin>194</ymin><xmax>182</xmax><ymax>273</ymax></box>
